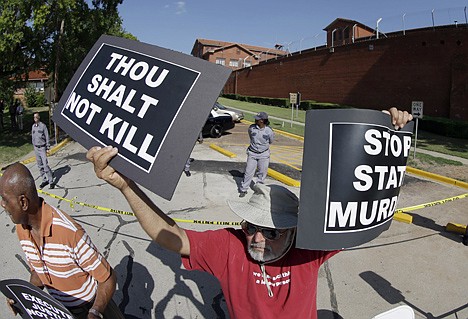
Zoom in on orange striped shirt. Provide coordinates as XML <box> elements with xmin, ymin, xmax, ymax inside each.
<box><xmin>16</xmin><ymin>200</ymin><xmax>111</xmax><ymax>308</ymax></box>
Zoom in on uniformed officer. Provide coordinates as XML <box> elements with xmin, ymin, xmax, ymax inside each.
<box><xmin>31</xmin><ymin>112</ymin><xmax>55</xmax><ymax>189</ymax></box>
<box><xmin>239</xmin><ymin>111</ymin><xmax>274</xmax><ymax>197</ymax></box>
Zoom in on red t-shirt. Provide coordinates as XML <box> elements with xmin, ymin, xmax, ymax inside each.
<box><xmin>182</xmin><ymin>228</ymin><xmax>339</xmax><ymax>319</ymax></box>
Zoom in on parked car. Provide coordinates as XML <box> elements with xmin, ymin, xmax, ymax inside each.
<box><xmin>202</xmin><ymin>109</ymin><xmax>235</xmax><ymax>138</ymax></box>
<box><xmin>212</xmin><ymin>102</ymin><xmax>244</xmax><ymax>122</ymax></box>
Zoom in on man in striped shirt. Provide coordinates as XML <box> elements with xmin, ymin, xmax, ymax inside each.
<box><xmin>0</xmin><ymin>163</ymin><xmax>124</xmax><ymax>319</ymax></box>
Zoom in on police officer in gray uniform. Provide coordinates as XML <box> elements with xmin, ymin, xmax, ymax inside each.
<box><xmin>31</xmin><ymin>112</ymin><xmax>54</xmax><ymax>189</ymax></box>
<box><xmin>239</xmin><ymin>111</ymin><xmax>274</xmax><ymax>197</ymax></box>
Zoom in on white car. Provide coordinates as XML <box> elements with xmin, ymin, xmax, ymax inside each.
<box><xmin>212</xmin><ymin>102</ymin><xmax>244</xmax><ymax>122</ymax></box>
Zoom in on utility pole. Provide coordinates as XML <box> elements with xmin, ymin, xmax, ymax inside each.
<box><xmin>52</xmin><ymin>19</ymin><xmax>65</xmax><ymax>145</ymax></box>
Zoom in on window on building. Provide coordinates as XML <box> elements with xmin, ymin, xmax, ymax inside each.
<box><xmin>229</xmin><ymin>59</ymin><xmax>239</xmax><ymax>67</ymax></box>
<box><xmin>243</xmin><ymin>60</ymin><xmax>252</xmax><ymax>68</ymax></box>
<box><xmin>216</xmin><ymin>58</ymin><xmax>226</xmax><ymax>66</ymax></box>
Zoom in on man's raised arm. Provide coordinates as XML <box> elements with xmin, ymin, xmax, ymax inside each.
<box><xmin>86</xmin><ymin>146</ymin><xmax>190</xmax><ymax>256</ymax></box>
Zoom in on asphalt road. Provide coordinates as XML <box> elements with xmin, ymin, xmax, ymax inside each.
<box><xmin>0</xmin><ymin>125</ymin><xmax>467</xmax><ymax>319</ymax></box>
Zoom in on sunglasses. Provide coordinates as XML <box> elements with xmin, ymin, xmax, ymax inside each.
<box><xmin>241</xmin><ymin>221</ymin><xmax>287</xmax><ymax>241</ymax></box>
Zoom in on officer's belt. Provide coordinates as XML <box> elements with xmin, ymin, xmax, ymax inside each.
<box><xmin>34</xmin><ymin>144</ymin><xmax>46</xmax><ymax>148</ymax></box>
<box><xmin>248</xmin><ymin>146</ymin><xmax>267</xmax><ymax>154</ymax></box>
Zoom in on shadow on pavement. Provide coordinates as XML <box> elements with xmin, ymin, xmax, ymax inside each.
<box><xmin>52</xmin><ymin>164</ymin><xmax>71</xmax><ymax>185</ymax></box>
<box><xmin>408</xmin><ymin>212</ymin><xmax>464</xmax><ymax>244</ymax></box>
<box><xmin>146</xmin><ymin>242</ymin><xmax>227</xmax><ymax>318</ymax></box>
<box><xmin>317</xmin><ymin>309</ymin><xmax>344</xmax><ymax>319</ymax></box>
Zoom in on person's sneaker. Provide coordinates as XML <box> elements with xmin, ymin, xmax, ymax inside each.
<box><xmin>184</xmin><ymin>171</ymin><xmax>191</xmax><ymax>177</ymax></box>
<box><xmin>39</xmin><ymin>181</ymin><xmax>49</xmax><ymax>189</ymax></box>
<box><xmin>49</xmin><ymin>183</ymin><xmax>56</xmax><ymax>189</ymax></box>
<box><xmin>239</xmin><ymin>191</ymin><xmax>247</xmax><ymax>198</ymax></box>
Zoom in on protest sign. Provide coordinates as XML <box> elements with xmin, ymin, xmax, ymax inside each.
<box><xmin>0</xmin><ymin>279</ymin><xmax>73</xmax><ymax>319</ymax></box>
<box><xmin>296</xmin><ymin>109</ymin><xmax>414</xmax><ymax>250</ymax></box>
<box><xmin>53</xmin><ymin>35</ymin><xmax>231</xmax><ymax>200</ymax></box>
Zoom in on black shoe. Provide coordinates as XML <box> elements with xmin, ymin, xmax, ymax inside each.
<box><xmin>39</xmin><ymin>181</ymin><xmax>49</xmax><ymax>189</ymax></box>
<box><xmin>239</xmin><ymin>191</ymin><xmax>247</xmax><ymax>198</ymax></box>
<box><xmin>49</xmin><ymin>183</ymin><xmax>56</xmax><ymax>189</ymax></box>
<box><xmin>189</xmin><ymin>158</ymin><xmax>195</xmax><ymax>163</ymax></box>
<box><xmin>184</xmin><ymin>171</ymin><xmax>191</xmax><ymax>177</ymax></box>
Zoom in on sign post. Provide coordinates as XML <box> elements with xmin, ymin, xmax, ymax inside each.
<box><xmin>296</xmin><ymin>92</ymin><xmax>301</xmax><ymax>118</ymax></box>
<box><xmin>411</xmin><ymin>101</ymin><xmax>423</xmax><ymax>160</ymax></box>
<box><xmin>289</xmin><ymin>93</ymin><xmax>298</xmax><ymax>127</ymax></box>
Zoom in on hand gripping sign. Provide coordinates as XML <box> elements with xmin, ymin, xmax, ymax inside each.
<box><xmin>297</xmin><ymin>109</ymin><xmax>414</xmax><ymax>250</ymax></box>
<box><xmin>0</xmin><ymin>279</ymin><xmax>74</xmax><ymax>319</ymax></box>
<box><xmin>53</xmin><ymin>35</ymin><xmax>231</xmax><ymax>200</ymax></box>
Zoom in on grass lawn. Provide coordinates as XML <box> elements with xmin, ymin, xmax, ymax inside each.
<box><xmin>415</xmin><ymin>130</ymin><xmax>468</xmax><ymax>160</ymax></box>
<box><xmin>0</xmin><ymin>106</ymin><xmax>51</xmax><ymax>167</ymax></box>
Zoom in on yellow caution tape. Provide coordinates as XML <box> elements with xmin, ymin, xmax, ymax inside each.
<box><xmin>394</xmin><ymin>193</ymin><xmax>468</xmax><ymax>214</ymax></box>
<box><xmin>5</xmin><ymin>174</ymin><xmax>465</xmax><ymax>227</ymax></box>
<box><xmin>38</xmin><ymin>189</ymin><xmax>241</xmax><ymax>225</ymax></box>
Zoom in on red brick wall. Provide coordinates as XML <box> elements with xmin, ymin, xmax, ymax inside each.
<box><xmin>225</xmin><ymin>28</ymin><xmax>468</xmax><ymax>121</ymax></box>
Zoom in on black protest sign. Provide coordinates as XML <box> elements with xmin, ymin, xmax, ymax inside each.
<box><xmin>296</xmin><ymin>109</ymin><xmax>414</xmax><ymax>250</ymax></box>
<box><xmin>0</xmin><ymin>279</ymin><xmax>73</xmax><ymax>319</ymax></box>
<box><xmin>53</xmin><ymin>35</ymin><xmax>231</xmax><ymax>200</ymax></box>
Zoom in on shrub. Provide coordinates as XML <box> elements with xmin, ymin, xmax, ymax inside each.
<box><xmin>419</xmin><ymin>116</ymin><xmax>468</xmax><ymax>139</ymax></box>
<box><xmin>24</xmin><ymin>86</ymin><xmax>46</xmax><ymax>108</ymax></box>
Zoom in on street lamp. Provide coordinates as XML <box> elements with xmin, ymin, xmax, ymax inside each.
<box><xmin>352</xmin><ymin>24</ymin><xmax>357</xmax><ymax>43</ymax></box>
<box><xmin>331</xmin><ymin>28</ymin><xmax>337</xmax><ymax>47</ymax></box>
<box><xmin>243</xmin><ymin>56</ymin><xmax>250</xmax><ymax>68</ymax></box>
<box><xmin>432</xmin><ymin>9</ymin><xmax>435</xmax><ymax>30</ymax></box>
<box><xmin>261</xmin><ymin>48</ymin><xmax>276</xmax><ymax>62</ymax></box>
<box><xmin>465</xmin><ymin>7</ymin><xmax>467</xmax><ymax>27</ymax></box>
<box><xmin>313</xmin><ymin>33</ymin><xmax>320</xmax><ymax>50</ymax></box>
<box><xmin>376</xmin><ymin>18</ymin><xmax>382</xmax><ymax>39</ymax></box>
<box><xmin>402</xmin><ymin>13</ymin><xmax>406</xmax><ymax>35</ymax></box>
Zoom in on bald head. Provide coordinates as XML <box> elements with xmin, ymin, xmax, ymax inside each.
<box><xmin>1</xmin><ymin>163</ymin><xmax>38</xmax><ymax>201</ymax></box>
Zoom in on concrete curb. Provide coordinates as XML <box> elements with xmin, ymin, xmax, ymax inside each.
<box><xmin>406</xmin><ymin>166</ymin><xmax>468</xmax><ymax>189</ymax></box>
<box><xmin>393</xmin><ymin>212</ymin><xmax>413</xmax><ymax>224</ymax></box>
<box><xmin>273</xmin><ymin>129</ymin><xmax>304</xmax><ymax>141</ymax></box>
<box><xmin>20</xmin><ymin>137</ymin><xmax>73</xmax><ymax>165</ymax></box>
<box><xmin>209</xmin><ymin>143</ymin><xmax>237</xmax><ymax>158</ymax></box>
<box><xmin>267</xmin><ymin>168</ymin><xmax>301</xmax><ymax>187</ymax></box>
<box><xmin>446</xmin><ymin>222</ymin><xmax>467</xmax><ymax>234</ymax></box>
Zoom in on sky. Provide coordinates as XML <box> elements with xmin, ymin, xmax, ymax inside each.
<box><xmin>118</xmin><ymin>0</ymin><xmax>468</xmax><ymax>54</ymax></box>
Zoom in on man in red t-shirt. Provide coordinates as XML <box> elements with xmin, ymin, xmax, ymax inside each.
<box><xmin>87</xmin><ymin>107</ymin><xmax>412</xmax><ymax>318</ymax></box>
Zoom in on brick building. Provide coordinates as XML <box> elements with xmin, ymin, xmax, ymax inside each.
<box><xmin>325</xmin><ymin>18</ymin><xmax>375</xmax><ymax>47</ymax></box>
<box><xmin>219</xmin><ymin>20</ymin><xmax>468</xmax><ymax>121</ymax></box>
<box><xmin>15</xmin><ymin>69</ymin><xmax>49</xmax><ymax>95</ymax></box>
<box><xmin>191</xmin><ymin>38</ymin><xmax>287</xmax><ymax>70</ymax></box>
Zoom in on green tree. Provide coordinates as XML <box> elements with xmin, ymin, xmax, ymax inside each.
<box><xmin>0</xmin><ymin>0</ymin><xmax>135</xmax><ymax>101</ymax></box>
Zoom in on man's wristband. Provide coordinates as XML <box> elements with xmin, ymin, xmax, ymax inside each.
<box><xmin>89</xmin><ymin>308</ymin><xmax>103</xmax><ymax>318</ymax></box>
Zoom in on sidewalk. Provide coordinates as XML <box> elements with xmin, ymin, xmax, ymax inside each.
<box><xmin>413</xmin><ymin>148</ymin><xmax>468</xmax><ymax>165</ymax></box>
